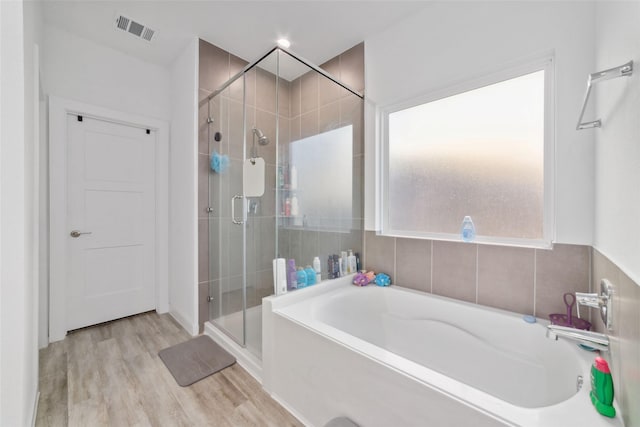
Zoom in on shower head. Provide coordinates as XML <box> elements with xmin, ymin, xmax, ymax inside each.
<box><xmin>252</xmin><ymin>128</ymin><xmax>269</xmax><ymax>145</ymax></box>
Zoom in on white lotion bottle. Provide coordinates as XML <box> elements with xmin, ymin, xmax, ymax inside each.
<box><xmin>313</xmin><ymin>256</ymin><xmax>322</xmax><ymax>283</ymax></box>
<box><xmin>347</xmin><ymin>250</ymin><xmax>357</xmax><ymax>274</ymax></box>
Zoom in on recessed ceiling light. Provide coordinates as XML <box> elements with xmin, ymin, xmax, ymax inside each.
<box><xmin>277</xmin><ymin>38</ymin><xmax>291</xmax><ymax>49</ymax></box>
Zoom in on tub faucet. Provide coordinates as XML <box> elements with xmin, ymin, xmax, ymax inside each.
<box><xmin>546</xmin><ymin>325</ymin><xmax>609</xmax><ymax>352</ymax></box>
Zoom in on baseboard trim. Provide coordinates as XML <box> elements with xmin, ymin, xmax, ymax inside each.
<box><xmin>169</xmin><ymin>309</ymin><xmax>197</xmax><ymax>336</ymax></box>
<box><xmin>30</xmin><ymin>391</ymin><xmax>40</xmax><ymax>427</ymax></box>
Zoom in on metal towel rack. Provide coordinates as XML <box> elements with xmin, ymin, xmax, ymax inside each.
<box><xmin>576</xmin><ymin>60</ymin><xmax>633</xmax><ymax>130</ymax></box>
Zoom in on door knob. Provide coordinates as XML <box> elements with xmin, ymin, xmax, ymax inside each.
<box><xmin>70</xmin><ymin>230</ymin><xmax>92</xmax><ymax>238</ymax></box>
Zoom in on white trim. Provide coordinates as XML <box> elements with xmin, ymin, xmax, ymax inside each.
<box><xmin>204</xmin><ymin>321</ymin><xmax>262</xmax><ymax>382</ymax></box>
<box><xmin>30</xmin><ymin>391</ymin><xmax>39</xmax><ymax>427</ymax></box>
<box><xmin>48</xmin><ymin>96</ymin><xmax>169</xmax><ymax>342</ymax></box>
<box><xmin>377</xmin><ymin>53</ymin><xmax>556</xmax><ymax>249</ymax></box>
<box><xmin>169</xmin><ymin>309</ymin><xmax>198</xmax><ymax>337</ymax></box>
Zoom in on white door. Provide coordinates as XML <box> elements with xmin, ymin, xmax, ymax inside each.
<box><xmin>66</xmin><ymin>114</ymin><xmax>155</xmax><ymax>330</ymax></box>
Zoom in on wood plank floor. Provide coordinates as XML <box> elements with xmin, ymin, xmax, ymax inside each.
<box><xmin>36</xmin><ymin>311</ymin><xmax>303</xmax><ymax>427</ymax></box>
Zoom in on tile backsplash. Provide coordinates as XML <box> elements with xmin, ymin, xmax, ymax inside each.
<box><xmin>591</xmin><ymin>248</ymin><xmax>639</xmax><ymax>427</ymax></box>
<box><xmin>364</xmin><ymin>232</ymin><xmax>591</xmax><ymax>318</ymax></box>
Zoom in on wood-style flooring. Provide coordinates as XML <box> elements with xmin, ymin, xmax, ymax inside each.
<box><xmin>36</xmin><ymin>311</ymin><xmax>303</xmax><ymax>427</ymax></box>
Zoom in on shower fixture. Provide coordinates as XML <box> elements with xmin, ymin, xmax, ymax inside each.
<box><xmin>253</xmin><ymin>128</ymin><xmax>269</xmax><ymax>145</ymax></box>
<box><xmin>250</xmin><ymin>128</ymin><xmax>269</xmax><ymax>161</ymax></box>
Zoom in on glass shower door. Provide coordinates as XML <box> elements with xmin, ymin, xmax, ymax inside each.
<box><xmin>209</xmin><ymin>74</ymin><xmax>247</xmax><ymax>346</ymax></box>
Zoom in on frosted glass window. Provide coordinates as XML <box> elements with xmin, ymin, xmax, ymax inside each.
<box><xmin>384</xmin><ymin>65</ymin><xmax>553</xmax><ymax>246</ymax></box>
<box><xmin>288</xmin><ymin>125</ymin><xmax>352</xmax><ymax>230</ymax></box>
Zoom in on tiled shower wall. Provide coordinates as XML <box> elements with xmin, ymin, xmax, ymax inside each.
<box><xmin>198</xmin><ymin>40</ymin><xmax>364</xmax><ymax>330</ymax></box>
<box><xmin>277</xmin><ymin>43</ymin><xmax>364</xmax><ymax>277</ymax></box>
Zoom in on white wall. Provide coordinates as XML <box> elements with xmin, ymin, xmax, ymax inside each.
<box><xmin>40</xmin><ymin>24</ymin><xmax>174</xmax><ymax>344</ymax></box>
<box><xmin>364</xmin><ymin>1</ymin><xmax>596</xmax><ymax>245</ymax></box>
<box><xmin>168</xmin><ymin>37</ymin><xmax>199</xmax><ymax>335</ymax></box>
<box><xmin>593</xmin><ymin>2</ymin><xmax>640</xmax><ymax>284</ymax></box>
<box><xmin>42</xmin><ymin>24</ymin><xmax>171</xmax><ymax>120</ymax></box>
<box><xmin>0</xmin><ymin>0</ymin><xmax>43</xmax><ymax>424</ymax></box>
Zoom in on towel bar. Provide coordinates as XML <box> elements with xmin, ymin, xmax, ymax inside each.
<box><xmin>576</xmin><ymin>60</ymin><xmax>633</xmax><ymax>130</ymax></box>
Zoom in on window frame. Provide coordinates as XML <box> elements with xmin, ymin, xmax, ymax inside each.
<box><xmin>377</xmin><ymin>55</ymin><xmax>555</xmax><ymax>248</ymax></box>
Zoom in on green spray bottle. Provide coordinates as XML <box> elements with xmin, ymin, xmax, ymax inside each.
<box><xmin>590</xmin><ymin>356</ymin><xmax>616</xmax><ymax>418</ymax></box>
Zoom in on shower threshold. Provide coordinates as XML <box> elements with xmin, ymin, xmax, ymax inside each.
<box><xmin>204</xmin><ymin>304</ymin><xmax>263</xmax><ymax>382</ymax></box>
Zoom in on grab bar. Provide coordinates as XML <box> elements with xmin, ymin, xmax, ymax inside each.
<box><xmin>576</xmin><ymin>60</ymin><xmax>633</xmax><ymax>130</ymax></box>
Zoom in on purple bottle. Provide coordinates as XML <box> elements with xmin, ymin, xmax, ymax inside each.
<box><xmin>287</xmin><ymin>259</ymin><xmax>298</xmax><ymax>290</ymax></box>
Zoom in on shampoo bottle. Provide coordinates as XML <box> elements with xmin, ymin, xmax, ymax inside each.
<box><xmin>313</xmin><ymin>256</ymin><xmax>322</xmax><ymax>283</ymax></box>
<box><xmin>296</xmin><ymin>267</ymin><xmax>308</xmax><ymax>288</ymax></box>
<box><xmin>304</xmin><ymin>265</ymin><xmax>316</xmax><ymax>285</ymax></box>
<box><xmin>287</xmin><ymin>259</ymin><xmax>297</xmax><ymax>290</ymax></box>
<box><xmin>590</xmin><ymin>357</ymin><xmax>616</xmax><ymax>417</ymax></box>
<box><xmin>347</xmin><ymin>250</ymin><xmax>357</xmax><ymax>274</ymax></box>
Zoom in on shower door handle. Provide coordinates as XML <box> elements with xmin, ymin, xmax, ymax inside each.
<box><xmin>231</xmin><ymin>194</ymin><xmax>245</xmax><ymax>225</ymax></box>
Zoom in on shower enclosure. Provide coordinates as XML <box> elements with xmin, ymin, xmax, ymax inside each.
<box><xmin>202</xmin><ymin>47</ymin><xmax>364</xmax><ymax>360</ymax></box>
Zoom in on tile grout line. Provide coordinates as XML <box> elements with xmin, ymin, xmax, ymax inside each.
<box><xmin>429</xmin><ymin>240</ymin><xmax>433</xmax><ymax>293</ymax></box>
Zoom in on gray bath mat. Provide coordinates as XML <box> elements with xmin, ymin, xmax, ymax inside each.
<box><xmin>159</xmin><ymin>335</ymin><xmax>235</xmax><ymax>386</ymax></box>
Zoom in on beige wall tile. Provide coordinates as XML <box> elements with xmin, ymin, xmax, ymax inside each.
<box><xmin>198</xmin><ymin>154</ymin><xmax>210</xmax><ymax>218</ymax></box>
<box><xmin>319</xmin><ymin>103</ymin><xmax>340</xmax><ymax>133</ymax></box>
<box><xmin>290</xmin><ymin>78</ymin><xmax>301</xmax><ymax>118</ymax></box>
<box><xmin>254</xmin><ymin>109</ymin><xmax>277</xmax><ymax>164</ymax></box>
<box><xmin>319</xmin><ymin>58</ymin><xmax>342</xmax><ymax>107</ymax></box>
<box><xmin>300</xmin><ymin>71</ymin><xmax>318</xmax><ymax>115</ymax></box>
<box><xmin>199</xmin><ymin>40</ymin><xmax>229</xmax><ymax>92</ymax></box>
<box><xmin>227</xmin><ymin>98</ymin><xmax>246</xmax><ymax>160</ymax></box>
<box><xmin>198</xmin><ymin>218</ymin><xmax>209</xmax><ymax>284</ymax></box>
<box><xmin>256</xmin><ymin>68</ymin><xmax>277</xmax><ymax>114</ymax></box>
<box><xmin>364</xmin><ymin>231</ymin><xmax>395</xmax><ymax>277</ymax></box>
<box><xmin>352</xmin><ymin>155</ymin><xmax>364</xmax><ymax>219</ymax></box>
<box><xmin>300</xmin><ymin>111</ymin><xmax>318</xmax><ymax>139</ymax></box>
<box><xmin>616</xmin><ymin>272</ymin><xmax>640</xmax><ymax>426</ymax></box>
<box><xmin>289</xmin><ymin>116</ymin><xmax>301</xmax><ymax>142</ymax></box>
<box><xmin>478</xmin><ymin>245</ymin><xmax>534</xmax><ymax>314</ymax></box>
<box><xmin>432</xmin><ymin>241</ymin><xmax>476</xmax><ymax>303</ymax></box>
<box><xmin>396</xmin><ymin>238</ymin><xmax>431</xmax><ymax>293</ymax></box>
<box><xmin>535</xmin><ymin>244</ymin><xmax>590</xmax><ymax>319</ymax></box>
<box><xmin>339</xmin><ymin>43</ymin><xmax>364</xmax><ymax>93</ymax></box>
<box><xmin>208</xmin><ymin>218</ymin><xmax>224</xmax><ymax>281</ymax></box>
<box><xmin>198</xmin><ymin>103</ymin><xmax>209</xmax><ymax>155</ymax></box>
<box><xmin>198</xmin><ymin>282</ymin><xmax>209</xmax><ymax>331</ymax></box>
<box><xmin>340</xmin><ymin>95</ymin><xmax>364</xmax><ymax>156</ymax></box>
<box><xmin>278</xmin><ymin>79</ymin><xmax>290</xmax><ymax>118</ymax></box>
<box><xmin>592</xmin><ymin>249</ymin><xmax>621</xmax><ymax>331</ymax></box>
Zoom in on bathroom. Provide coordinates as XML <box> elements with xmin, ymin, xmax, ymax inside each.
<box><xmin>1</xmin><ymin>1</ymin><xmax>639</xmax><ymax>426</ymax></box>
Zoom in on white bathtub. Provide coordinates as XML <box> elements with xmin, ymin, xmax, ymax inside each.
<box><xmin>262</xmin><ymin>278</ymin><xmax>623</xmax><ymax>427</ymax></box>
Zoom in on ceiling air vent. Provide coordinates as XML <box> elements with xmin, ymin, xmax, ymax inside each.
<box><xmin>114</xmin><ymin>14</ymin><xmax>155</xmax><ymax>42</ymax></box>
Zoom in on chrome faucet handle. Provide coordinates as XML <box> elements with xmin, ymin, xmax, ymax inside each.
<box><xmin>574</xmin><ymin>280</ymin><xmax>614</xmax><ymax>331</ymax></box>
<box><xmin>575</xmin><ymin>292</ymin><xmax>603</xmax><ymax>309</ymax></box>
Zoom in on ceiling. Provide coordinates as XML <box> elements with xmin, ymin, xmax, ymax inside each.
<box><xmin>42</xmin><ymin>1</ymin><xmax>431</xmax><ymax>68</ymax></box>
